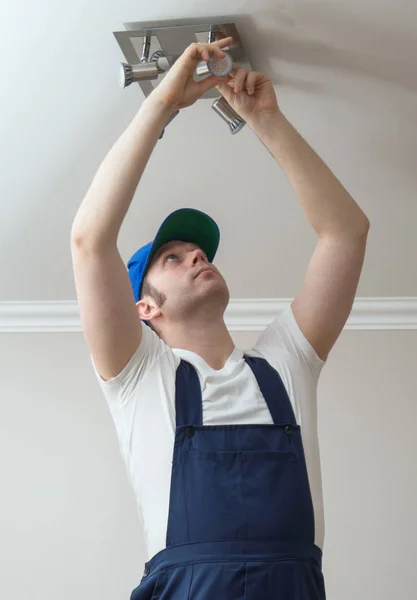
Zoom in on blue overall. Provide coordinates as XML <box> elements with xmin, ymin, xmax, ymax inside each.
<box><xmin>130</xmin><ymin>355</ymin><xmax>327</xmax><ymax>599</ymax></box>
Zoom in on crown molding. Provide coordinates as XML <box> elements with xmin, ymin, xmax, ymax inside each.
<box><xmin>0</xmin><ymin>298</ymin><xmax>415</xmax><ymax>332</ymax></box>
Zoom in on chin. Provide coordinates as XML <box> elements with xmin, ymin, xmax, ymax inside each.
<box><xmin>209</xmin><ymin>280</ymin><xmax>230</xmax><ymax>305</ymax></box>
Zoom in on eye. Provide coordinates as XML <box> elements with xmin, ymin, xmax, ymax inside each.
<box><xmin>165</xmin><ymin>254</ymin><xmax>178</xmax><ymax>262</ymax></box>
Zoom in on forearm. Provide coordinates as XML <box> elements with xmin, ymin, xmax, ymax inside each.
<box><xmin>71</xmin><ymin>98</ymin><xmax>174</xmax><ymax>247</ymax></box>
<box><xmin>249</xmin><ymin>112</ymin><xmax>370</xmax><ymax>238</ymax></box>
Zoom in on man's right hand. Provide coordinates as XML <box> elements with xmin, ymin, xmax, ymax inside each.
<box><xmin>147</xmin><ymin>36</ymin><xmax>234</xmax><ymax>113</ymax></box>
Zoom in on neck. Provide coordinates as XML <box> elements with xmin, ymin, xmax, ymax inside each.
<box><xmin>160</xmin><ymin>316</ymin><xmax>236</xmax><ymax>371</ymax></box>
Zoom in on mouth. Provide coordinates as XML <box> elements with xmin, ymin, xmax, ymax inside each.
<box><xmin>195</xmin><ymin>267</ymin><xmax>215</xmax><ymax>278</ymax></box>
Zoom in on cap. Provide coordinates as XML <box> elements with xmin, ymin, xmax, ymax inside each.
<box><xmin>127</xmin><ymin>208</ymin><xmax>220</xmax><ymax>327</ymax></box>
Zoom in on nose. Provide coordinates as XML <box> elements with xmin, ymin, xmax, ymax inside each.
<box><xmin>191</xmin><ymin>247</ymin><xmax>208</xmax><ymax>265</ymax></box>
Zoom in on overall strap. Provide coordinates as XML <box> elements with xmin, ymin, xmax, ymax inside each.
<box><xmin>175</xmin><ymin>359</ymin><xmax>203</xmax><ymax>427</ymax></box>
<box><xmin>244</xmin><ymin>355</ymin><xmax>297</xmax><ymax>425</ymax></box>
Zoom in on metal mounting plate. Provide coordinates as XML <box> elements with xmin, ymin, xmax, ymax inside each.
<box><xmin>113</xmin><ymin>16</ymin><xmax>252</xmax><ymax>100</ymax></box>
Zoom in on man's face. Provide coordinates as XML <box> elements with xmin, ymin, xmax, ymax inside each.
<box><xmin>143</xmin><ymin>239</ymin><xmax>229</xmax><ymax>322</ymax></box>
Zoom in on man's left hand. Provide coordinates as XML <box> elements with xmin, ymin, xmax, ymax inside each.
<box><xmin>216</xmin><ymin>66</ymin><xmax>281</xmax><ymax>125</ymax></box>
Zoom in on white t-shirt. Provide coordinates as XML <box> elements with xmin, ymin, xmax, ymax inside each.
<box><xmin>91</xmin><ymin>303</ymin><xmax>327</xmax><ymax>561</ymax></box>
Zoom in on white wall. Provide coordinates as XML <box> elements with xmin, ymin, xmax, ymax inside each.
<box><xmin>1</xmin><ymin>328</ymin><xmax>416</xmax><ymax>599</ymax></box>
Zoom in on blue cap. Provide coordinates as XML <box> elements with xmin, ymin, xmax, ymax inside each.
<box><xmin>127</xmin><ymin>208</ymin><xmax>220</xmax><ymax>327</ymax></box>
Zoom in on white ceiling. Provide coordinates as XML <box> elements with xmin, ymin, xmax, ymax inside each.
<box><xmin>1</xmin><ymin>0</ymin><xmax>416</xmax><ymax>303</ymax></box>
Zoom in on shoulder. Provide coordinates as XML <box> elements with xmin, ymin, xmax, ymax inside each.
<box><xmin>251</xmin><ymin>303</ymin><xmax>327</xmax><ymax>373</ymax></box>
<box><xmin>246</xmin><ymin>304</ymin><xmax>327</xmax><ymax>422</ymax></box>
<box><xmin>90</xmin><ymin>321</ymin><xmax>181</xmax><ymax>406</ymax></box>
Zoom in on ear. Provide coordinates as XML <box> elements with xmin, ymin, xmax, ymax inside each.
<box><xmin>136</xmin><ymin>298</ymin><xmax>162</xmax><ymax>322</ymax></box>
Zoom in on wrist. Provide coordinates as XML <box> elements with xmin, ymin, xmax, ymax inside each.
<box><xmin>141</xmin><ymin>96</ymin><xmax>177</xmax><ymax>121</ymax></box>
<box><xmin>247</xmin><ymin>110</ymin><xmax>286</xmax><ymax>136</ymax></box>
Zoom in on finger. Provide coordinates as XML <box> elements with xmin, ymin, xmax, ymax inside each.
<box><xmin>245</xmin><ymin>71</ymin><xmax>258</xmax><ymax>94</ymax></box>
<box><xmin>210</xmin><ymin>36</ymin><xmax>233</xmax><ymax>48</ymax></box>
<box><xmin>228</xmin><ymin>63</ymin><xmax>242</xmax><ymax>77</ymax></box>
<box><xmin>203</xmin><ymin>45</ymin><xmax>226</xmax><ymax>62</ymax></box>
<box><xmin>215</xmin><ymin>78</ymin><xmax>233</xmax><ymax>101</ymax></box>
<box><xmin>188</xmin><ymin>37</ymin><xmax>233</xmax><ymax>62</ymax></box>
<box><xmin>231</xmin><ymin>67</ymin><xmax>248</xmax><ymax>93</ymax></box>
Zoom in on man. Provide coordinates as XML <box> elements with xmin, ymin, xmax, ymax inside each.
<box><xmin>71</xmin><ymin>35</ymin><xmax>370</xmax><ymax>599</ymax></box>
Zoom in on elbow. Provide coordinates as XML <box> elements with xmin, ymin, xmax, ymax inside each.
<box><xmin>359</xmin><ymin>216</ymin><xmax>370</xmax><ymax>238</ymax></box>
<box><xmin>361</xmin><ymin>215</ymin><xmax>371</xmax><ymax>231</ymax></box>
<box><xmin>71</xmin><ymin>225</ymin><xmax>85</xmax><ymax>248</ymax></box>
<box><xmin>351</xmin><ymin>213</ymin><xmax>370</xmax><ymax>239</ymax></box>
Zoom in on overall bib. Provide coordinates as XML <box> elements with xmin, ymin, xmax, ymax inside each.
<box><xmin>131</xmin><ymin>355</ymin><xmax>327</xmax><ymax>599</ymax></box>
